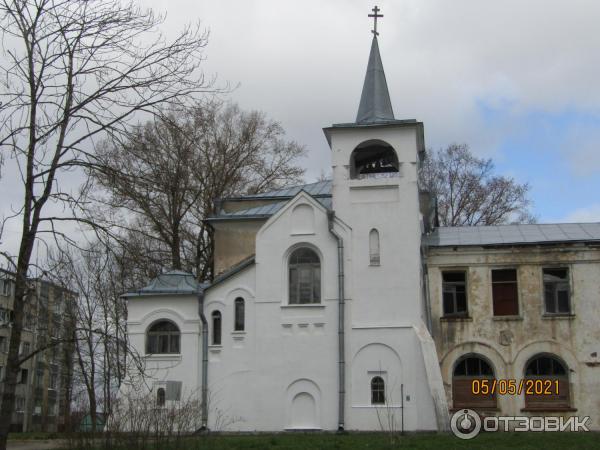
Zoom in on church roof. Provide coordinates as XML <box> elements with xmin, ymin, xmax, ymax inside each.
<box><xmin>228</xmin><ymin>180</ymin><xmax>332</xmax><ymax>200</ymax></box>
<box><xmin>208</xmin><ymin>180</ymin><xmax>332</xmax><ymax>221</ymax></box>
<box><xmin>425</xmin><ymin>223</ymin><xmax>600</xmax><ymax>247</ymax></box>
<box><xmin>122</xmin><ymin>270</ymin><xmax>203</xmax><ymax>297</ymax></box>
<box><xmin>356</xmin><ymin>36</ymin><xmax>395</xmax><ymax>124</ymax></box>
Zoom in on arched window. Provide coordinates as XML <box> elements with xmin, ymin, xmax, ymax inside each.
<box><xmin>350</xmin><ymin>140</ymin><xmax>399</xmax><ymax>179</ymax></box>
<box><xmin>212</xmin><ymin>311</ymin><xmax>222</xmax><ymax>345</ymax></box>
<box><xmin>371</xmin><ymin>376</ymin><xmax>385</xmax><ymax>405</ymax></box>
<box><xmin>524</xmin><ymin>354</ymin><xmax>570</xmax><ymax>409</ymax></box>
<box><xmin>234</xmin><ymin>298</ymin><xmax>245</xmax><ymax>331</ymax></box>
<box><xmin>369</xmin><ymin>229</ymin><xmax>380</xmax><ymax>265</ymax></box>
<box><xmin>289</xmin><ymin>248</ymin><xmax>321</xmax><ymax>304</ymax></box>
<box><xmin>452</xmin><ymin>355</ymin><xmax>496</xmax><ymax>409</ymax></box>
<box><xmin>156</xmin><ymin>387</ymin><xmax>166</xmax><ymax>407</ymax></box>
<box><xmin>146</xmin><ymin>320</ymin><xmax>180</xmax><ymax>354</ymax></box>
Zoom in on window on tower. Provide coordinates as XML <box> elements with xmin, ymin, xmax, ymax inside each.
<box><xmin>350</xmin><ymin>140</ymin><xmax>399</xmax><ymax>179</ymax></box>
<box><xmin>369</xmin><ymin>229</ymin><xmax>380</xmax><ymax>265</ymax></box>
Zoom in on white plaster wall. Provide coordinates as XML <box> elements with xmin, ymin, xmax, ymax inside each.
<box><xmin>124</xmin><ymin>294</ymin><xmax>201</xmax><ymax>402</ymax></box>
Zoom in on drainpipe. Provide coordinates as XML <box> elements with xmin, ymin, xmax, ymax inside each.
<box><xmin>327</xmin><ymin>210</ymin><xmax>345</xmax><ymax>432</ymax></box>
<box><xmin>197</xmin><ymin>288</ymin><xmax>209</xmax><ymax>431</ymax></box>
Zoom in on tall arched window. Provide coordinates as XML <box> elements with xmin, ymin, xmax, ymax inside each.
<box><xmin>212</xmin><ymin>311</ymin><xmax>222</xmax><ymax>345</ymax></box>
<box><xmin>156</xmin><ymin>387</ymin><xmax>166</xmax><ymax>407</ymax></box>
<box><xmin>525</xmin><ymin>354</ymin><xmax>570</xmax><ymax>409</ymax></box>
<box><xmin>453</xmin><ymin>355</ymin><xmax>496</xmax><ymax>409</ymax></box>
<box><xmin>369</xmin><ymin>229</ymin><xmax>380</xmax><ymax>265</ymax></box>
<box><xmin>289</xmin><ymin>248</ymin><xmax>321</xmax><ymax>304</ymax></box>
<box><xmin>234</xmin><ymin>298</ymin><xmax>245</xmax><ymax>331</ymax></box>
<box><xmin>371</xmin><ymin>376</ymin><xmax>385</xmax><ymax>405</ymax></box>
<box><xmin>146</xmin><ymin>320</ymin><xmax>180</xmax><ymax>354</ymax></box>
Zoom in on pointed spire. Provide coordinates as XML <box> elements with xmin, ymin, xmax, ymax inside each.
<box><xmin>356</xmin><ymin>35</ymin><xmax>395</xmax><ymax>124</ymax></box>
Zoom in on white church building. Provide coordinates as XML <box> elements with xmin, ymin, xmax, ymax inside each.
<box><xmin>121</xmin><ymin>14</ymin><xmax>600</xmax><ymax>432</ymax></box>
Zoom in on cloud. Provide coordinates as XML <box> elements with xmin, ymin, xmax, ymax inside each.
<box><xmin>561</xmin><ymin>204</ymin><xmax>600</xmax><ymax>223</ymax></box>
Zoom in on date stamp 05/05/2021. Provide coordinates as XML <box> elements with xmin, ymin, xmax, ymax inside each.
<box><xmin>470</xmin><ymin>378</ymin><xmax>560</xmax><ymax>396</ymax></box>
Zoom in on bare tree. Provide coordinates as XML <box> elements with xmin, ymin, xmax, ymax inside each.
<box><xmin>0</xmin><ymin>0</ymin><xmax>215</xmax><ymax>446</ymax></box>
<box><xmin>420</xmin><ymin>144</ymin><xmax>536</xmax><ymax>226</ymax></box>
<box><xmin>50</xmin><ymin>241</ymin><xmax>134</xmax><ymax>434</ymax></box>
<box><xmin>93</xmin><ymin>102</ymin><xmax>306</xmax><ymax>280</ymax></box>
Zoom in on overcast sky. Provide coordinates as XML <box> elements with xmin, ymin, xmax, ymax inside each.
<box><xmin>2</xmin><ymin>0</ymin><xmax>600</xmax><ymax>261</ymax></box>
<box><xmin>139</xmin><ymin>0</ymin><xmax>600</xmax><ymax>223</ymax></box>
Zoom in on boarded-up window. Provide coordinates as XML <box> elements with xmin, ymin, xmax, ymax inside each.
<box><xmin>442</xmin><ymin>271</ymin><xmax>467</xmax><ymax>316</ymax></box>
<box><xmin>543</xmin><ymin>268</ymin><xmax>570</xmax><ymax>314</ymax></box>
<box><xmin>165</xmin><ymin>381</ymin><xmax>182</xmax><ymax>401</ymax></box>
<box><xmin>492</xmin><ymin>269</ymin><xmax>519</xmax><ymax>316</ymax></box>
<box><xmin>525</xmin><ymin>355</ymin><xmax>570</xmax><ymax>409</ymax></box>
<box><xmin>453</xmin><ymin>356</ymin><xmax>496</xmax><ymax>409</ymax></box>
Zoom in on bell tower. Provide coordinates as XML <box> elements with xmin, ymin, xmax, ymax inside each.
<box><xmin>323</xmin><ymin>6</ymin><xmax>426</xmax><ymax>324</ymax></box>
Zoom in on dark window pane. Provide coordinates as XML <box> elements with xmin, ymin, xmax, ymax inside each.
<box><xmin>443</xmin><ymin>292</ymin><xmax>454</xmax><ymax>315</ymax></box>
<box><xmin>492</xmin><ymin>269</ymin><xmax>517</xmax><ymax>282</ymax></box>
<box><xmin>454</xmin><ymin>360</ymin><xmax>466</xmax><ymax>376</ymax></box>
<box><xmin>443</xmin><ymin>272</ymin><xmax>466</xmax><ymax>283</ymax></box>
<box><xmin>159</xmin><ymin>335</ymin><xmax>168</xmax><ymax>353</ymax></box>
<box><xmin>147</xmin><ymin>335</ymin><xmax>157</xmax><ymax>354</ymax></box>
<box><xmin>235</xmin><ymin>298</ymin><xmax>245</xmax><ymax>331</ymax></box>
<box><xmin>538</xmin><ymin>357</ymin><xmax>552</xmax><ymax>375</ymax></box>
<box><xmin>313</xmin><ymin>266</ymin><xmax>320</xmax><ymax>302</ymax></box>
<box><xmin>456</xmin><ymin>291</ymin><xmax>467</xmax><ymax>313</ymax></box>
<box><xmin>544</xmin><ymin>285</ymin><xmax>556</xmax><ymax>313</ymax></box>
<box><xmin>289</xmin><ymin>268</ymin><xmax>298</xmax><ymax>304</ymax></box>
<box><xmin>170</xmin><ymin>334</ymin><xmax>180</xmax><ymax>353</ymax></box>
<box><xmin>371</xmin><ymin>377</ymin><xmax>385</xmax><ymax>405</ymax></box>
<box><xmin>455</xmin><ymin>357</ymin><xmax>493</xmax><ymax>377</ymax></box>
<box><xmin>466</xmin><ymin>358</ymin><xmax>478</xmax><ymax>376</ymax></box>
<box><xmin>543</xmin><ymin>268</ymin><xmax>568</xmax><ymax>281</ymax></box>
<box><xmin>212</xmin><ymin>312</ymin><xmax>222</xmax><ymax>345</ymax></box>
<box><xmin>552</xmin><ymin>359</ymin><xmax>566</xmax><ymax>375</ymax></box>
<box><xmin>480</xmin><ymin>360</ymin><xmax>492</xmax><ymax>376</ymax></box>
<box><xmin>557</xmin><ymin>290</ymin><xmax>570</xmax><ymax>313</ymax></box>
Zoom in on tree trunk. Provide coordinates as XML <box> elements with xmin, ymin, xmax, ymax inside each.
<box><xmin>0</xmin><ymin>238</ymin><xmax>36</xmax><ymax>450</ymax></box>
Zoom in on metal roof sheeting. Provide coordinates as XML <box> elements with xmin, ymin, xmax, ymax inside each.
<box><xmin>123</xmin><ymin>270</ymin><xmax>202</xmax><ymax>297</ymax></box>
<box><xmin>425</xmin><ymin>223</ymin><xmax>600</xmax><ymax>247</ymax></box>
<box><xmin>214</xmin><ymin>197</ymin><xmax>332</xmax><ymax>220</ymax></box>
<box><xmin>356</xmin><ymin>36</ymin><xmax>395</xmax><ymax>124</ymax></box>
<box><xmin>248</xmin><ymin>180</ymin><xmax>332</xmax><ymax>198</ymax></box>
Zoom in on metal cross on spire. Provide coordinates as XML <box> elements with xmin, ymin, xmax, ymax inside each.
<box><xmin>368</xmin><ymin>5</ymin><xmax>383</xmax><ymax>36</ymax></box>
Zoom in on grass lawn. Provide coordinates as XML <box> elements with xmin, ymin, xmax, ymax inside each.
<box><xmin>53</xmin><ymin>431</ymin><xmax>598</xmax><ymax>450</ymax></box>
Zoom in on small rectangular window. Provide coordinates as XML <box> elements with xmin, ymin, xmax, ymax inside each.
<box><xmin>543</xmin><ymin>268</ymin><xmax>570</xmax><ymax>314</ymax></box>
<box><xmin>442</xmin><ymin>271</ymin><xmax>467</xmax><ymax>316</ymax></box>
<box><xmin>19</xmin><ymin>368</ymin><xmax>28</xmax><ymax>384</ymax></box>
<box><xmin>492</xmin><ymin>269</ymin><xmax>519</xmax><ymax>316</ymax></box>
